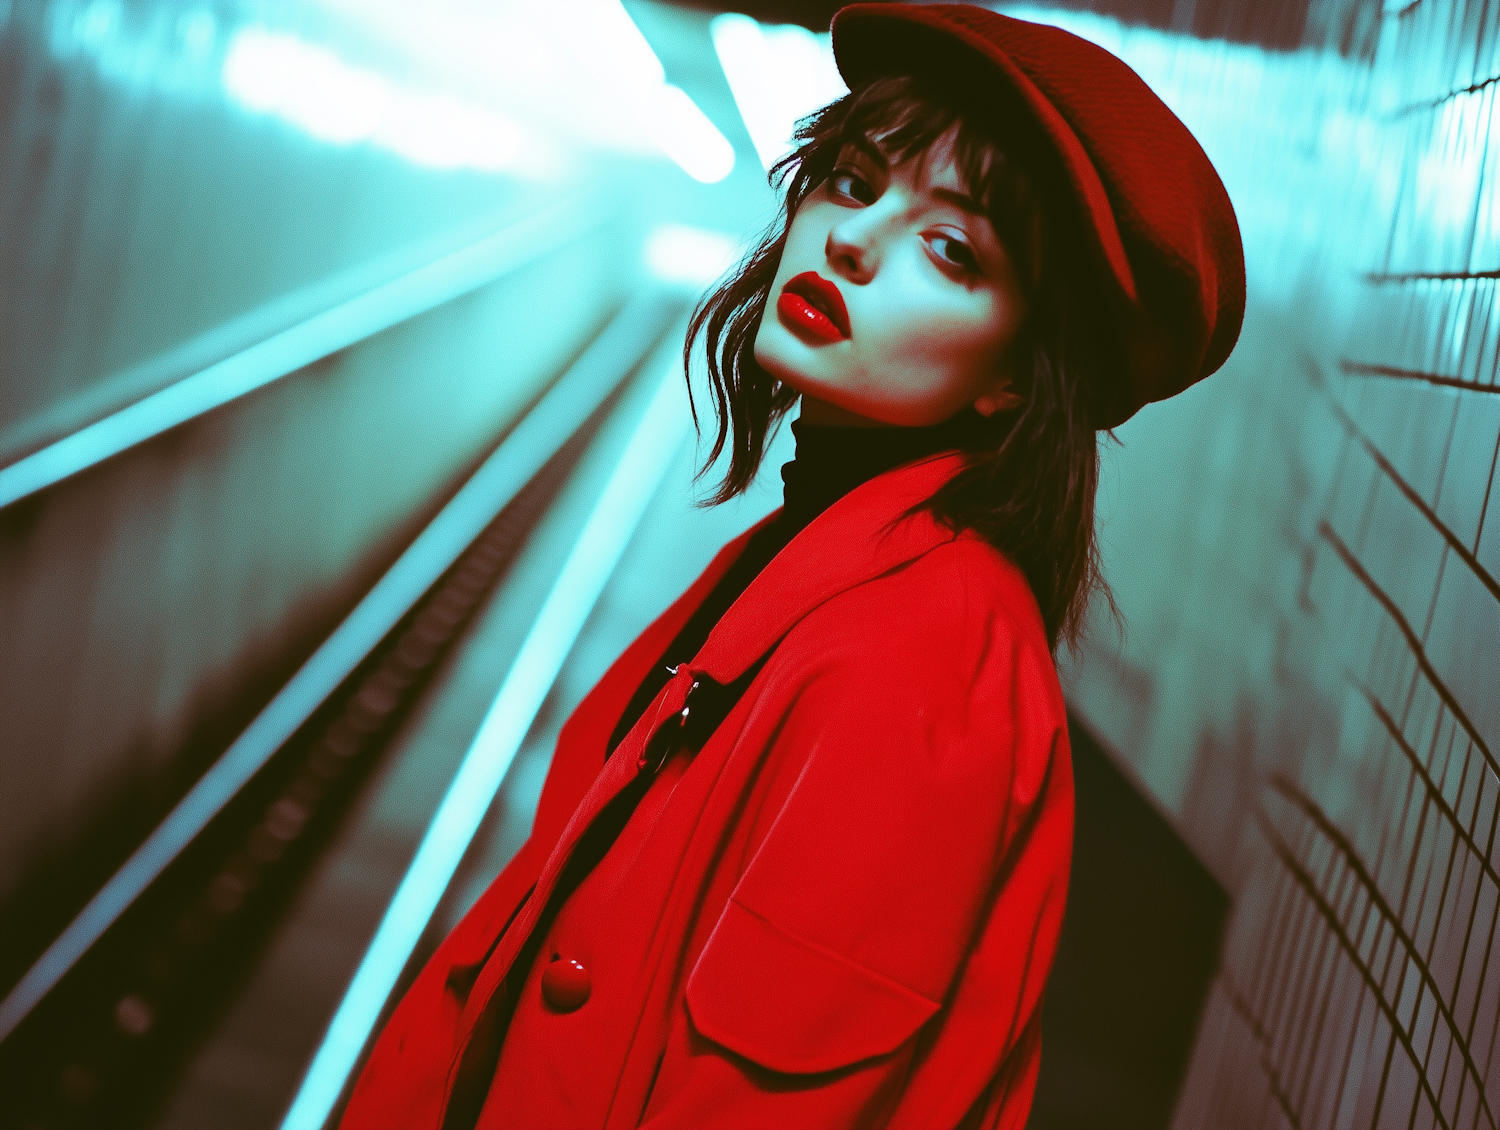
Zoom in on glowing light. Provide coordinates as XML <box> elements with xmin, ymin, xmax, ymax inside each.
<box><xmin>38</xmin><ymin>0</ymin><xmax>734</xmax><ymax>184</ymax></box>
<box><xmin>279</xmin><ymin>324</ymin><xmax>690</xmax><ymax>1130</ymax></box>
<box><xmin>177</xmin><ymin>10</ymin><xmax>217</xmax><ymax>60</ymax></box>
<box><xmin>0</xmin><ymin>277</ymin><xmax>661</xmax><ymax>1047</ymax></box>
<box><xmin>710</xmin><ymin>13</ymin><xmax>847</xmax><ymax>172</ymax></box>
<box><xmin>223</xmin><ymin>30</ymin><xmax>390</xmax><ymax>142</ymax></box>
<box><xmin>645</xmin><ymin>223</ymin><xmax>742</xmax><ymax>287</ymax></box>
<box><xmin>647</xmin><ymin>84</ymin><xmax>737</xmax><ymax>184</ymax></box>
<box><xmin>0</xmin><ymin>198</ymin><xmax>603</xmax><ymax>512</ymax></box>
<box><xmin>221</xmin><ymin>29</ymin><xmax>522</xmax><ymax>171</ymax></box>
<box><xmin>572</xmin><ymin>0</ymin><xmax>666</xmax><ymax>93</ymax></box>
<box><xmin>378</xmin><ymin>91</ymin><xmax>522</xmax><ymax>171</ymax></box>
<box><xmin>542</xmin><ymin>0</ymin><xmax>733</xmax><ymax>182</ymax></box>
<box><xmin>49</xmin><ymin>0</ymin><xmax>122</xmax><ymax>58</ymax></box>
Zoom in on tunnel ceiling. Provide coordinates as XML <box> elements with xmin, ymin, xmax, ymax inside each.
<box><xmin>655</xmin><ymin>0</ymin><xmax>1373</xmax><ymax>56</ymax></box>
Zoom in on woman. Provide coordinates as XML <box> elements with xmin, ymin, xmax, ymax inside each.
<box><xmin>341</xmin><ymin>5</ymin><xmax>1243</xmax><ymax>1128</ymax></box>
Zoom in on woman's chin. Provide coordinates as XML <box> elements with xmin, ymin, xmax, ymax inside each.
<box><xmin>753</xmin><ymin>340</ymin><xmax>888</xmax><ymax>427</ymax></box>
<box><xmin>753</xmin><ymin>339</ymin><xmax>814</xmax><ymax>395</ymax></box>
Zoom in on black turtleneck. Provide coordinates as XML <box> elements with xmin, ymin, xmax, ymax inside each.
<box><xmin>603</xmin><ymin>412</ymin><xmax>976</xmax><ymax>756</ymax></box>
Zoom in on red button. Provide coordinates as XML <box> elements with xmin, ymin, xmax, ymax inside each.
<box><xmin>541</xmin><ymin>958</ymin><xmax>591</xmax><ymax>1011</ymax></box>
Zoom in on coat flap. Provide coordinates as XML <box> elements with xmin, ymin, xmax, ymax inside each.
<box><xmin>685</xmin><ymin>898</ymin><xmax>940</xmax><ymax>1074</ymax></box>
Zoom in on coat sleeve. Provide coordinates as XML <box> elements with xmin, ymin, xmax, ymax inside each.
<box><xmin>639</xmin><ymin>544</ymin><xmax>1074</xmax><ymax>1129</ymax></box>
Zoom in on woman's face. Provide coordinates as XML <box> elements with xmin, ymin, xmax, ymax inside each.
<box><xmin>754</xmin><ymin>123</ymin><xmax>1028</xmax><ymax>428</ymax></box>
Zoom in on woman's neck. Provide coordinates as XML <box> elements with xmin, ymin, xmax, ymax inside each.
<box><xmin>778</xmin><ymin>411</ymin><xmax>976</xmax><ymax>535</ymax></box>
<box><xmin>794</xmin><ymin>393</ymin><xmax>892</xmax><ymax>428</ymax></box>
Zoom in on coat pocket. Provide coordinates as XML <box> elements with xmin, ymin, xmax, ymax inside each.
<box><xmin>684</xmin><ymin>898</ymin><xmax>941</xmax><ymax>1074</ymax></box>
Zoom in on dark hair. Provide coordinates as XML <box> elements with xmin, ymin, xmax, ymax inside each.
<box><xmin>682</xmin><ymin>70</ymin><xmax>1116</xmax><ymax>652</ymax></box>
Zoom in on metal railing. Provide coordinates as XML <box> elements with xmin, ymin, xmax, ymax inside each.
<box><xmin>282</xmin><ymin>300</ymin><xmax>693</xmax><ymax>1130</ymax></box>
<box><xmin>0</xmin><ymin>209</ymin><xmax>671</xmax><ymax>1043</ymax></box>
<box><xmin>0</xmin><ymin>192</ymin><xmax>612</xmax><ymax>511</ymax></box>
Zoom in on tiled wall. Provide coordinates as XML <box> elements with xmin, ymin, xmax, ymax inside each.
<box><xmin>1171</xmin><ymin>0</ymin><xmax>1500</xmax><ymax>1112</ymax></box>
<box><xmin>1009</xmin><ymin>0</ymin><xmax>1500</xmax><ymax>1123</ymax></box>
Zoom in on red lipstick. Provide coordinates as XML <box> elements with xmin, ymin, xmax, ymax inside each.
<box><xmin>777</xmin><ymin>271</ymin><xmax>850</xmax><ymax>344</ymax></box>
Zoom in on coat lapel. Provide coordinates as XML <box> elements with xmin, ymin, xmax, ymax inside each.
<box><xmin>690</xmin><ymin>449</ymin><xmax>968</xmax><ymax>684</ymax></box>
<box><xmin>438</xmin><ymin>448</ymin><xmax>971</xmax><ymax>1124</ymax></box>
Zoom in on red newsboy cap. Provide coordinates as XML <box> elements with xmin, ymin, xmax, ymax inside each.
<box><xmin>831</xmin><ymin>3</ymin><xmax>1246</xmax><ymax>428</ymax></box>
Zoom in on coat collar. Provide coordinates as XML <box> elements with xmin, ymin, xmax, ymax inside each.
<box><xmin>691</xmin><ymin>449</ymin><xmax>969</xmax><ymax>684</ymax></box>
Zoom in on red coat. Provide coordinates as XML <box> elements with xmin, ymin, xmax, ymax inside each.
<box><xmin>341</xmin><ymin>450</ymin><xmax>1074</xmax><ymax>1130</ymax></box>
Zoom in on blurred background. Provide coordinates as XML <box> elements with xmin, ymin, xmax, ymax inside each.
<box><xmin>0</xmin><ymin>0</ymin><xmax>1493</xmax><ymax>1127</ymax></box>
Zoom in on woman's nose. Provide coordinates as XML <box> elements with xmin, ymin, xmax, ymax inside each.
<box><xmin>825</xmin><ymin>219</ymin><xmax>880</xmax><ymax>284</ymax></box>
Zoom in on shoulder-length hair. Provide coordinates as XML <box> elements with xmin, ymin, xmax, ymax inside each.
<box><xmin>683</xmin><ymin>70</ymin><xmax>1117</xmax><ymax>653</ymax></box>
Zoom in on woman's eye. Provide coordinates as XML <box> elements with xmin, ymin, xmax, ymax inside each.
<box><xmin>829</xmin><ymin>168</ymin><xmax>876</xmax><ymax>205</ymax></box>
<box><xmin>928</xmin><ymin>234</ymin><xmax>981</xmax><ymax>275</ymax></box>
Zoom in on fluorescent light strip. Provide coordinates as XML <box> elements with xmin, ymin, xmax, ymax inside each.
<box><xmin>0</xmin><ymin>292</ymin><xmax>678</xmax><ymax>1043</ymax></box>
<box><xmin>279</xmin><ymin>334</ymin><xmax>690</xmax><ymax>1130</ymax></box>
<box><xmin>709</xmin><ymin>13</ymin><xmax>845</xmax><ymax>174</ymax></box>
<box><xmin>710</xmin><ymin>13</ymin><xmax>786</xmax><ymax>171</ymax></box>
<box><xmin>647</xmin><ymin>83</ymin><xmax>736</xmax><ymax>184</ymax></box>
<box><xmin>221</xmin><ymin>29</ymin><xmax>526</xmax><ymax>173</ymax></box>
<box><xmin>0</xmin><ymin>194</ymin><xmax>607</xmax><ymax>511</ymax></box>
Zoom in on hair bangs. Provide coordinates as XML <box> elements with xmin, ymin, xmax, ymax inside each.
<box><xmin>773</xmin><ymin>74</ymin><xmax>1049</xmax><ymax>300</ymax></box>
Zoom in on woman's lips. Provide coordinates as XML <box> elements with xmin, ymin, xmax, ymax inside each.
<box><xmin>777</xmin><ymin>271</ymin><xmax>850</xmax><ymax>344</ymax></box>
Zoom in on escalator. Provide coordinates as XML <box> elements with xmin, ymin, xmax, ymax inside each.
<box><xmin>0</xmin><ymin>3</ymin><xmax>775</xmax><ymax>1124</ymax></box>
<box><xmin>0</xmin><ymin>271</ymin><xmax>716</xmax><ymax>1127</ymax></box>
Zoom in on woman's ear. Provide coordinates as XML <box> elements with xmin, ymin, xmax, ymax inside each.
<box><xmin>974</xmin><ymin>376</ymin><xmax>1023</xmax><ymax>417</ymax></box>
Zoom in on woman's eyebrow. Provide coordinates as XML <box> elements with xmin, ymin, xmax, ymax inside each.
<box><xmin>841</xmin><ymin>134</ymin><xmax>889</xmax><ymax>166</ymax></box>
<box><xmin>839</xmin><ymin>136</ymin><xmax>988</xmax><ymax>217</ymax></box>
<box><xmin>929</xmin><ymin>186</ymin><xmax>987</xmax><ymax>215</ymax></box>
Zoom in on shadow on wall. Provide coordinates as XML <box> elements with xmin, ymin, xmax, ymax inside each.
<box><xmin>1028</xmin><ymin>714</ymin><xmax>1229</xmax><ymax>1130</ymax></box>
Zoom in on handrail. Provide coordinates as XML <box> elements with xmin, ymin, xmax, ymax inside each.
<box><xmin>0</xmin><ymin>192</ymin><xmax>612</xmax><ymax>510</ymax></box>
<box><xmin>0</xmin><ymin>290</ymin><xmax>683</xmax><ymax>1042</ymax></box>
<box><xmin>280</xmin><ymin>308</ymin><xmax>694</xmax><ymax>1130</ymax></box>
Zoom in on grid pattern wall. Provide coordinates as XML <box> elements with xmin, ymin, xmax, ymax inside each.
<box><xmin>1174</xmin><ymin>0</ymin><xmax>1500</xmax><ymax>1125</ymax></box>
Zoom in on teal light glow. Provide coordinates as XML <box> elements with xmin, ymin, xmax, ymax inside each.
<box><xmin>646</xmin><ymin>83</ymin><xmax>737</xmax><ymax>184</ymax></box>
<box><xmin>710</xmin><ymin>13</ymin><xmax>847</xmax><ymax>173</ymax></box>
<box><xmin>38</xmin><ymin>2</ymin><xmax>736</xmax><ymax>184</ymax></box>
<box><xmin>0</xmin><ymin>197</ymin><xmax>604</xmax><ymax>511</ymax></box>
<box><xmin>570</xmin><ymin>0</ymin><xmax>735</xmax><ymax>183</ymax></box>
<box><xmin>222</xmin><ymin>29</ymin><xmax>524</xmax><ymax>171</ymax></box>
<box><xmin>644</xmin><ymin>223</ymin><xmax>742</xmax><ymax>287</ymax></box>
<box><xmin>217</xmin><ymin>2</ymin><xmax>732</xmax><ymax>184</ymax></box>
<box><xmin>0</xmin><ymin>284</ymin><xmax>673</xmax><ymax>1046</ymax></box>
<box><xmin>278</xmin><ymin>334</ymin><xmax>691</xmax><ymax>1130</ymax></box>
